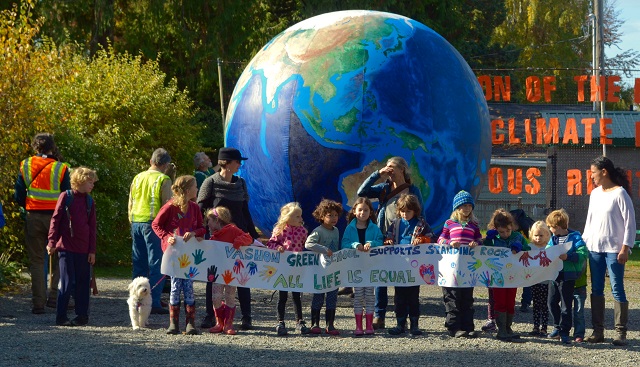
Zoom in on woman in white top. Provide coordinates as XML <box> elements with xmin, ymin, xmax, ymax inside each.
<box><xmin>582</xmin><ymin>156</ymin><xmax>636</xmax><ymax>346</ymax></box>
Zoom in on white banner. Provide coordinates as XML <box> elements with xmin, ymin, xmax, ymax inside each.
<box><xmin>161</xmin><ymin>239</ymin><xmax>572</xmax><ymax>293</ymax></box>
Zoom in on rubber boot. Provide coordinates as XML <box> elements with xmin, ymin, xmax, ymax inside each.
<box><xmin>310</xmin><ymin>308</ymin><xmax>322</xmax><ymax>334</ymax></box>
<box><xmin>495</xmin><ymin>311</ymin><xmax>509</xmax><ymax>341</ymax></box>
<box><xmin>364</xmin><ymin>313</ymin><xmax>374</xmax><ymax>335</ymax></box>
<box><xmin>325</xmin><ymin>309</ymin><xmax>340</xmax><ymax>335</ymax></box>
<box><xmin>409</xmin><ymin>317</ymin><xmax>422</xmax><ymax>336</ymax></box>
<box><xmin>585</xmin><ymin>295</ymin><xmax>605</xmax><ymax>343</ymax></box>
<box><xmin>209</xmin><ymin>305</ymin><xmax>227</xmax><ymax>333</ymax></box>
<box><xmin>185</xmin><ymin>303</ymin><xmax>199</xmax><ymax>335</ymax></box>
<box><xmin>354</xmin><ymin>313</ymin><xmax>364</xmax><ymax>336</ymax></box>
<box><xmin>166</xmin><ymin>304</ymin><xmax>180</xmax><ymax>335</ymax></box>
<box><xmin>612</xmin><ymin>301</ymin><xmax>628</xmax><ymax>346</ymax></box>
<box><xmin>505</xmin><ymin>312</ymin><xmax>524</xmax><ymax>343</ymax></box>
<box><xmin>224</xmin><ymin>306</ymin><xmax>237</xmax><ymax>335</ymax></box>
<box><xmin>388</xmin><ymin>317</ymin><xmax>406</xmax><ymax>335</ymax></box>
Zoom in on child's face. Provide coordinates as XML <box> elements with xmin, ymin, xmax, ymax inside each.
<box><xmin>400</xmin><ymin>209</ymin><xmax>415</xmax><ymax>221</ymax></box>
<box><xmin>457</xmin><ymin>204</ymin><xmax>473</xmax><ymax>218</ymax></box>
<box><xmin>207</xmin><ymin>217</ymin><xmax>222</xmax><ymax>232</ymax></box>
<box><xmin>288</xmin><ymin>210</ymin><xmax>303</xmax><ymax>227</ymax></box>
<box><xmin>354</xmin><ymin>203</ymin><xmax>370</xmax><ymax>223</ymax></box>
<box><xmin>322</xmin><ymin>210</ymin><xmax>339</xmax><ymax>227</ymax></box>
<box><xmin>77</xmin><ymin>179</ymin><xmax>95</xmax><ymax>194</ymax></box>
<box><xmin>497</xmin><ymin>225</ymin><xmax>512</xmax><ymax>239</ymax></box>
<box><xmin>530</xmin><ymin>228</ymin><xmax>550</xmax><ymax>248</ymax></box>
<box><xmin>548</xmin><ymin>224</ymin><xmax>564</xmax><ymax>236</ymax></box>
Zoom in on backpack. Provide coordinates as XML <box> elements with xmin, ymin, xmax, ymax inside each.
<box><xmin>64</xmin><ymin>189</ymin><xmax>94</xmax><ymax>237</ymax></box>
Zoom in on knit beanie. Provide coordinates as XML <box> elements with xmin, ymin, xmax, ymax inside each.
<box><xmin>452</xmin><ymin>190</ymin><xmax>474</xmax><ymax>211</ymax></box>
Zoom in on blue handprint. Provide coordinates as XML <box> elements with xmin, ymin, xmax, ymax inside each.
<box><xmin>185</xmin><ymin>266</ymin><xmax>200</xmax><ymax>279</ymax></box>
<box><xmin>247</xmin><ymin>261</ymin><xmax>258</xmax><ymax>275</ymax></box>
<box><xmin>467</xmin><ymin>259</ymin><xmax>482</xmax><ymax>272</ymax></box>
<box><xmin>469</xmin><ymin>273</ymin><xmax>479</xmax><ymax>287</ymax></box>
<box><xmin>479</xmin><ymin>271</ymin><xmax>491</xmax><ymax>286</ymax></box>
<box><xmin>491</xmin><ymin>271</ymin><xmax>504</xmax><ymax>287</ymax></box>
<box><xmin>192</xmin><ymin>249</ymin><xmax>206</xmax><ymax>265</ymax></box>
<box><xmin>484</xmin><ymin>257</ymin><xmax>503</xmax><ymax>272</ymax></box>
<box><xmin>438</xmin><ymin>271</ymin><xmax>446</xmax><ymax>286</ymax></box>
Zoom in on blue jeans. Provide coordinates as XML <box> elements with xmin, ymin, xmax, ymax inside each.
<box><xmin>131</xmin><ymin>221</ymin><xmax>165</xmax><ymax>308</ymax></box>
<box><xmin>374</xmin><ymin>286</ymin><xmax>387</xmax><ymax>318</ymax></box>
<box><xmin>573</xmin><ymin>286</ymin><xmax>587</xmax><ymax>338</ymax></box>
<box><xmin>589</xmin><ymin>251</ymin><xmax>626</xmax><ymax>302</ymax></box>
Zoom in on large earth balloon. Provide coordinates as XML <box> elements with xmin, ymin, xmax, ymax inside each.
<box><xmin>225</xmin><ymin>10</ymin><xmax>491</xmax><ymax>236</ymax></box>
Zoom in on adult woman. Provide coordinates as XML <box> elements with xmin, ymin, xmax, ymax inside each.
<box><xmin>197</xmin><ymin>148</ymin><xmax>260</xmax><ymax>330</ymax></box>
<box><xmin>356</xmin><ymin>156</ymin><xmax>423</xmax><ymax>329</ymax></box>
<box><xmin>582</xmin><ymin>156</ymin><xmax>636</xmax><ymax>346</ymax></box>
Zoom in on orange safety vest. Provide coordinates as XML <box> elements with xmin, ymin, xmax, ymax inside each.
<box><xmin>20</xmin><ymin>156</ymin><xmax>68</xmax><ymax>211</ymax></box>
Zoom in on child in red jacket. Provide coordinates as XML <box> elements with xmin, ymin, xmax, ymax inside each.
<box><xmin>206</xmin><ymin>206</ymin><xmax>253</xmax><ymax>334</ymax></box>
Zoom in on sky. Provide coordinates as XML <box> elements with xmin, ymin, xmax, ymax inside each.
<box><xmin>606</xmin><ymin>0</ymin><xmax>640</xmax><ymax>57</ymax></box>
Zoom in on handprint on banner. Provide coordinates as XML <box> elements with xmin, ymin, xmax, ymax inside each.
<box><xmin>469</xmin><ymin>273</ymin><xmax>479</xmax><ymax>287</ymax></box>
<box><xmin>522</xmin><ymin>270</ymin><xmax>533</xmax><ymax>281</ymax></box>
<box><xmin>479</xmin><ymin>271</ymin><xmax>491</xmax><ymax>286</ymax></box>
<box><xmin>222</xmin><ymin>270</ymin><xmax>235</xmax><ymax>284</ymax></box>
<box><xmin>185</xmin><ymin>266</ymin><xmax>199</xmax><ymax>279</ymax></box>
<box><xmin>484</xmin><ymin>258</ymin><xmax>503</xmax><ymax>272</ymax></box>
<box><xmin>178</xmin><ymin>254</ymin><xmax>191</xmax><ymax>268</ymax></box>
<box><xmin>247</xmin><ymin>262</ymin><xmax>258</xmax><ymax>275</ymax></box>
<box><xmin>534</xmin><ymin>251</ymin><xmax>552</xmax><ymax>267</ymax></box>
<box><xmin>467</xmin><ymin>259</ymin><xmax>482</xmax><ymax>272</ymax></box>
<box><xmin>438</xmin><ymin>271</ymin><xmax>447</xmax><ymax>286</ymax></box>
<box><xmin>192</xmin><ymin>249</ymin><xmax>206</xmax><ymax>265</ymax></box>
<box><xmin>207</xmin><ymin>265</ymin><xmax>219</xmax><ymax>282</ymax></box>
<box><xmin>519</xmin><ymin>252</ymin><xmax>532</xmax><ymax>267</ymax></box>
<box><xmin>419</xmin><ymin>264</ymin><xmax>436</xmax><ymax>285</ymax></box>
<box><xmin>233</xmin><ymin>259</ymin><xmax>245</xmax><ymax>274</ymax></box>
<box><xmin>237</xmin><ymin>272</ymin><xmax>250</xmax><ymax>286</ymax></box>
<box><xmin>454</xmin><ymin>270</ymin><xmax>466</xmax><ymax>286</ymax></box>
<box><xmin>259</xmin><ymin>266</ymin><xmax>277</xmax><ymax>281</ymax></box>
<box><xmin>491</xmin><ymin>272</ymin><xmax>504</xmax><ymax>287</ymax></box>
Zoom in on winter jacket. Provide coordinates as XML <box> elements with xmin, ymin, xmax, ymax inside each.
<box><xmin>341</xmin><ymin>219</ymin><xmax>384</xmax><ymax>249</ymax></box>
<box><xmin>546</xmin><ymin>231</ymin><xmax>588</xmax><ymax>281</ymax></box>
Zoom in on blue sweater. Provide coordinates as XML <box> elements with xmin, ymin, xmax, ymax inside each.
<box><xmin>341</xmin><ymin>219</ymin><xmax>384</xmax><ymax>249</ymax></box>
<box><xmin>546</xmin><ymin>231</ymin><xmax>588</xmax><ymax>281</ymax></box>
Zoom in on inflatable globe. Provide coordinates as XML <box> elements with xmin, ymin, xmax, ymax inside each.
<box><xmin>225</xmin><ymin>10</ymin><xmax>491</xmax><ymax>235</ymax></box>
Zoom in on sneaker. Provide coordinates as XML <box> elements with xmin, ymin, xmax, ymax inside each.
<box><xmin>310</xmin><ymin>325</ymin><xmax>322</xmax><ymax>334</ymax></box>
<box><xmin>454</xmin><ymin>330</ymin><xmax>469</xmax><ymax>338</ymax></box>
<box><xmin>56</xmin><ymin>318</ymin><xmax>73</xmax><ymax>327</ymax></box>
<box><xmin>519</xmin><ymin>304</ymin><xmax>529</xmax><ymax>313</ymax></box>
<box><xmin>70</xmin><ymin>316</ymin><xmax>89</xmax><ymax>326</ymax></box>
<box><xmin>481</xmin><ymin>319</ymin><xmax>496</xmax><ymax>332</ymax></box>
<box><xmin>150</xmin><ymin>307</ymin><xmax>169</xmax><ymax>315</ymax></box>
<box><xmin>574</xmin><ymin>337</ymin><xmax>584</xmax><ymax>343</ymax></box>
<box><xmin>241</xmin><ymin>317</ymin><xmax>253</xmax><ymax>330</ymax></box>
<box><xmin>466</xmin><ymin>331</ymin><xmax>479</xmax><ymax>338</ymax></box>
<box><xmin>276</xmin><ymin>321</ymin><xmax>288</xmax><ymax>336</ymax></box>
<box><xmin>548</xmin><ymin>329</ymin><xmax>561</xmax><ymax>339</ymax></box>
<box><xmin>561</xmin><ymin>336</ymin><xmax>572</xmax><ymax>345</ymax></box>
<box><xmin>296</xmin><ymin>320</ymin><xmax>310</xmax><ymax>334</ymax></box>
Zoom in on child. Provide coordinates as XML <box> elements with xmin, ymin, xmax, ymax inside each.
<box><xmin>267</xmin><ymin>202</ymin><xmax>310</xmax><ymax>336</ymax></box>
<box><xmin>152</xmin><ymin>175</ymin><xmax>206</xmax><ymax>335</ymax></box>
<box><xmin>206</xmin><ymin>206</ymin><xmax>253</xmax><ymax>335</ymax></box>
<box><xmin>386</xmin><ymin>194</ymin><xmax>433</xmax><ymax>336</ymax></box>
<box><xmin>46</xmin><ymin>167</ymin><xmax>98</xmax><ymax>327</ymax></box>
<box><xmin>545</xmin><ymin>209</ymin><xmax>588</xmax><ymax>345</ymax></box>
<box><xmin>437</xmin><ymin>191</ymin><xmax>482</xmax><ymax>338</ymax></box>
<box><xmin>483</xmin><ymin>208</ymin><xmax>529</xmax><ymax>342</ymax></box>
<box><xmin>341</xmin><ymin>197</ymin><xmax>384</xmax><ymax>336</ymax></box>
<box><xmin>527</xmin><ymin>221</ymin><xmax>551</xmax><ymax>337</ymax></box>
<box><xmin>305</xmin><ymin>199</ymin><xmax>343</xmax><ymax>335</ymax></box>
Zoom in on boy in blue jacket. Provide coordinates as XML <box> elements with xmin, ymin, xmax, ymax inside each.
<box><xmin>545</xmin><ymin>209</ymin><xmax>588</xmax><ymax>345</ymax></box>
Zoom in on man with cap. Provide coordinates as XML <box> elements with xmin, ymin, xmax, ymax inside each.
<box><xmin>14</xmin><ymin>133</ymin><xmax>71</xmax><ymax>314</ymax></box>
<box><xmin>129</xmin><ymin>148</ymin><xmax>173</xmax><ymax>314</ymax></box>
<box><xmin>197</xmin><ymin>147</ymin><xmax>260</xmax><ymax>330</ymax></box>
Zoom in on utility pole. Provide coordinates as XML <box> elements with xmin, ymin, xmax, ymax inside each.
<box><xmin>594</xmin><ymin>0</ymin><xmax>606</xmax><ymax>156</ymax></box>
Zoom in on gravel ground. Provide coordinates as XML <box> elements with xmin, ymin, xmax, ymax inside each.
<box><xmin>1</xmin><ymin>276</ymin><xmax>639</xmax><ymax>367</ymax></box>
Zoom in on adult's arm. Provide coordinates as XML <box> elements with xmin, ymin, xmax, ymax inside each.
<box><xmin>619</xmin><ymin>191</ymin><xmax>637</xmax><ymax>249</ymax></box>
<box><xmin>60</xmin><ymin>169</ymin><xmax>71</xmax><ymax>191</ymax></box>
<box><xmin>356</xmin><ymin>171</ymin><xmax>385</xmax><ymax>198</ymax></box>
<box><xmin>14</xmin><ymin>173</ymin><xmax>27</xmax><ymax>207</ymax></box>
<box><xmin>160</xmin><ymin>177</ymin><xmax>172</xmax><ymax>206</ymax></box>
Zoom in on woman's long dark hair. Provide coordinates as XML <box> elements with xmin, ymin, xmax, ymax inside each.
<box><xmin>591</xmin><ymin>156</ymin><xmax>631</xmax><ymax>197</ymax></box>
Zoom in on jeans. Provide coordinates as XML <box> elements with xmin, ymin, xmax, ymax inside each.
<box><xmin>521</xmin><ymin>286</ymin><xmax>532</xmax><ymax>306</ymax></box>
<box><xmin>573</xmin><ymin>286</ymin><xmax>587</xmax><ymax>338</ymax></box>
<box><xmin>131</xmin><ymin>221</ymin><xmax>165</xmax><ymax>308</ymax></box>
<box><xmin>589</xmin><ymin>251</ymin><xmax>626</xmax><ymax>302</ymax></box>
<box><xmin>57</xmin><ymin>251</ymin><xmax>90</xmax><ymax>322</ymax></box>
<box><xmin>374</xmin><ymin>286</ymin><xmax>388</xmax><ymax>318</ymax></box>
<box><xmin>548</xmin><ymin>276</ymin><xmax>575</xmax><ymax>337</ymax></box>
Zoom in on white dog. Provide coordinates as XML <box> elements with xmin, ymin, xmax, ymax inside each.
<box><xmin>127</xmin><ymin>276</ymin><xmax>152</xmax><ymax>330</ymax></box>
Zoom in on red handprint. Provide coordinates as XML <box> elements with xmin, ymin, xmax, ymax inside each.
<box><xmin>536</xmin><ymin>250</ymin><xmax>552</xmax><ymax>267</ymax></box>
<box><xmin>518</xmin><ymin>252</ymin><xmax>532</xmax><ymax>267</ymax></box>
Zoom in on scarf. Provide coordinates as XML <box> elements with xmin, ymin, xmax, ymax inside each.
<box><xmin>211</xmin><ymin>172</ymin><xmax>248</xmax><ymax>202</ymax></box>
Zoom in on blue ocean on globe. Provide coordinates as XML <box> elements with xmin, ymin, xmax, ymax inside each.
<box><xmin>225</xmin><ymin>10</ymin><xmax>491</xmax><ymax>236</ymax></box>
